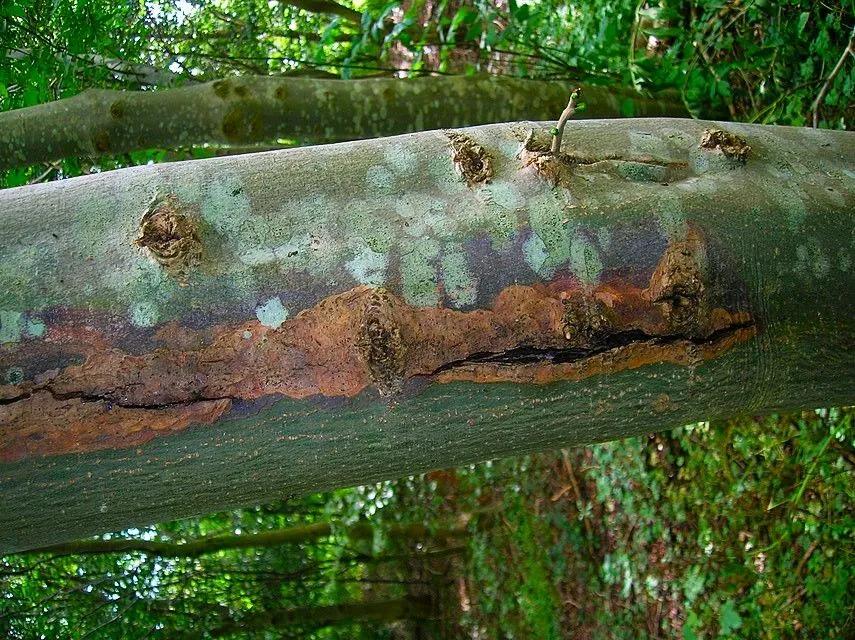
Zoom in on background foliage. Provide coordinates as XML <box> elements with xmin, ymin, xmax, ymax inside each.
<box><xmin>0</xmin><ymin>0</ymin><xmax>852</xmax><ymax>637</ymax></box>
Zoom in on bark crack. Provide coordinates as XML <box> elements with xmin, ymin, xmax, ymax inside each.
<box><xmin>0</xmin><ymin>384</ymin><xmax>234</xmax><ymax>411</ymax></box>
<box><xmin>434</xmin><ymin>321</ymin><xmax>755</xmax><ymax>374</ymax></box>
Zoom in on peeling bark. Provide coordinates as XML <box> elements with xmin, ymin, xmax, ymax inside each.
<box><xmin>0</xmin><ymin>75</ymin><xmax>687</xmax><ymax>170</ymax></box>
<box><xmin>0</xmin><ymin>118</ymin><xmax>852</xmax><ymax>552</ymax></box>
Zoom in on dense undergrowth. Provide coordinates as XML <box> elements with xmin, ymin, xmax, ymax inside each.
<box><xmin>443</xmin><ymin>408</ymin><xmax>854</xmax><ymax>638</ymax></box>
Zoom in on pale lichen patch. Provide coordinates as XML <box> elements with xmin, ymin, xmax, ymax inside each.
<box><xmin>440</xmin><ymin>248</ymin><xmax>478</xmax><ymax>308</ymax></box>
<box><xmin>25</xmin><ymin>317</ymin><xmax>46</xmax><ymax>338</ymax></box>
<box><xmin>365</xmin><ymin>165</ymin><xmax>396</xmax><ymax>194</ymax></box>
<box><xmin>256</xmin><ymin>296</ymin><xmax>288</xmax><ymax>328</ymax></box>
<box><xmin>401</xmin><ymin>239</ymin><xmax>441</xmax><ymax>307</ymax></box>
<box><xmin>523</xmin><ymin>233</ymin><xmax>551</xmax><ymax>277</ymax></box>
<box><xmin>0</xmin><ymin>311</ymin><xmax>23</xmax><ymax>344</ymax></box>
<box><xmin>569</xmin><ymin>233</ymin><xmax>604</xmax><ymax>286</ymax></box>
<box><xmin>130</xmin><ymin>300</ymin><xmax>159</xmax><ymax>328</ymax></box>
<box><xmin>346</xmin><ymin>246</ymin><xmax>388</xmax><ymax>286</ymax></box>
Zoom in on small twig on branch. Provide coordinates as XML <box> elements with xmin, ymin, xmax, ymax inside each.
<box><xmin>27</xmin><ymin>162</ymin><xmax>61</xmax><ymax>185</ymax></box>
<box><xmin>811</xmin><ymin>28</ymin><xmax>854</xmax><ymax>128</ymax></box>
<box><xmin>550</xmin><ymin>88</ymin><xmax>581</xmax><ymax>154</ymax></box>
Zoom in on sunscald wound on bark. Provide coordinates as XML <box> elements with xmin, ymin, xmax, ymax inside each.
<box><xmin>699</xmin><ymin>129</ymin><xmax>751</xmax><ymax>164</ymax></box>
<box><xmin>0</xmin><ymin>391</ymin><xmax>230</xmax><ymax>464</ymax></box>
<box><xmin>135</xmin><ymin>194</ymin><xmax>202</xmax><ymax>284</ymax></box>
<box><xmin>446</xmin><ymin>132</ymin><xmax>493</xmax><ymax>186</ymax></box>
<box><xmin>0</xmin><ymin>232</ymin><xmax>755</xmax><ymax>461</ymax></box>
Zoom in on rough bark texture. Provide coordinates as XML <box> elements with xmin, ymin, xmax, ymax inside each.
<box><xmin>0</xmin><ymin>75</ymin><xmax>687</xmax><ymax>170</ymax></box>
<box><xmin>0</xmin><ymin>119</ymin><xmax>852</xmax><ymax>553</ymax></box>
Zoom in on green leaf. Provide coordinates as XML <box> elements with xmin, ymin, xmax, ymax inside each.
<box><xmin>719</xmin><ymin>599</ymin><xmax>743</xmax><ymax>636</ymax></box>
<box><xmin>683</xmin><ymin>611</ymin><xmax>699</xmax><ymax>640</ymax></box>
<box><xmin>797</xmin><ymin>12</ymin><xmax>810</xmax><ymax>35</ymax></box>
<box><xmin>0</xmin><ymin>3</ymin><xmax>25</xmax><ymax>18</ymax></box>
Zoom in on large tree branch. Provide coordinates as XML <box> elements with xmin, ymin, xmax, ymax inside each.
<box><xmin>0</xmin><ymin>119</ymin><xmax>852</xmax><ymax>553</ymax></box>
<box><xmin>0</xmin><ymin>75</ymin><xmax>687</xmax><ymax>170</ymax></box>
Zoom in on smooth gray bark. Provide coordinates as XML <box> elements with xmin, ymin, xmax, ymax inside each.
<box><xmin>0</xmin><ymin>75</ymin><xmax>687</xmax><ymax>170</ymax></box>
<box><xmin>0</xmin><ymin>119</ymin><xmax>852</xmax><ymax>553</ymax></box>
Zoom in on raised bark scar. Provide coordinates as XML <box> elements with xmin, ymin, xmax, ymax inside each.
<box><xmin>519</xmin><ymin>128</ymin><xmax>692</xmax><ymax>185</ymax></box>
<box><xmin>135</xmin><ymin>194</ymin><xmax>202</xmax><ymax>284</ymax></box>
<box><xmin>446</xmin><ymin>131</ymin><xmax>493</xmax><ymax>186</ymax></box>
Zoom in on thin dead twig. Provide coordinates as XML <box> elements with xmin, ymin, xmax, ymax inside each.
<box><xmin>811</xmin><ymin>28</ymin><xmax>854</xmax><ymax>128</ymax></box>
<box><xmin>551</xmin><ymin>88</ymin><xmax>581</xmax><ymax>154</ymax></box>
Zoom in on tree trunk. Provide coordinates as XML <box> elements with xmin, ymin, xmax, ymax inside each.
<box><xmin>201</xmin><ymin>596</ymin><xmax>431</xmax><ymax>637</ymax></box>
<box><xmin>26</xmin><ymin>521</ymin><xmax>466</xmax><ymax>557</ymax></box>
<box><xmin>0</xmin><ymin>118</ymin><xmax>852</xmax><ymax>553</ymax></box>
<box><xmin>0</xmin><ymin>75</ymin><xmax>686</xmax><ymax>170</ymax></box>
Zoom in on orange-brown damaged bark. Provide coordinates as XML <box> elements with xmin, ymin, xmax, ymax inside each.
<box><xmin>0</xmin><ymin>394</ymin><xmax>230</xmax><ymax>464</ymax></box>
<box><xmin>0</xmin><ymin>233</ymin><xmax>754</xmax><ymax>462</ymax></box>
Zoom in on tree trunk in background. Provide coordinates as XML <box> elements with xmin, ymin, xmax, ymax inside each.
<box><xmin>0</xmin><ymin>118</ymin><xmax>852</xmax><ymax>552</ymax></box>
<box><xmin>0</xmin><ymin>75</ymin><xmax>686</xmax><ymax>170</ymax></box>
<box><xmin>200</xmin><ymin>596</ymin><xmax>432</xmax><ymax>637</ymax></box>
<box><xmin>27</xmin><ymin>521</ymin><xmax>466</xmax><ymax>557</ymax></box>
